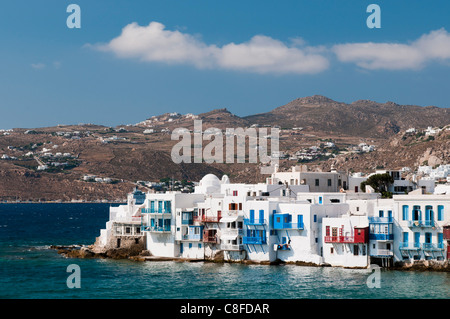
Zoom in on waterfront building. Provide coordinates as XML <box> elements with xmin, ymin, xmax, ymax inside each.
<box><xmin>94</xmin><ymin>170</ymin><xmax>450</xmax><ymax>268</ymax></box>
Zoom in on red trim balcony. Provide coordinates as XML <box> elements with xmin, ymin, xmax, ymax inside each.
<box><xmin>324</xmin><ymin>236</ymin><xmax>367</xmax><ymax>244</ymax></box>
<box><xmin>193</xmin><ymin>212</ymin><xmax>222</xmax><ymax>223</ymax></box>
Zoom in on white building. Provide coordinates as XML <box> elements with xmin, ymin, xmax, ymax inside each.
<box><xmin>93</xmin><ymin>171</ymin><xmax>450</xmax><ymax>268</ymax></box>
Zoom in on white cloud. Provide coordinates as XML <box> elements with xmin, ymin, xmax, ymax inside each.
<box><xmin>31</xmin><ymin>63</ymin><xmax>46</xmax><ymax>70</ymax></box>
<box><xmin>94</xmin><ymin>21</ymin><xmax>329</xmax><ymax>75</ymax></box>
<box><xmin>332</xmin><ymin>28</ymin><xmax>450</xmax><ymax>70</ymax></box>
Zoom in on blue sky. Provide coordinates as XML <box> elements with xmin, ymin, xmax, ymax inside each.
<box><xmin>1</xmin><ymin>1</ymin><xmax>450</xmax><ymax>129</ymax></box>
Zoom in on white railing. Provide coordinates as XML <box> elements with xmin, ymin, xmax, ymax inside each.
<box><xmin>221</xmin><ymin>228</ymin><xmax>244</xmax><ymax>237</ymax></box>
<box><xmin>373</xmin><ymin>249</ymin><xmax>393</xmax><ymax>256</ymax></box>
<box><xmin>221</xmin><ymin>243</ymin><xmax>244</xmax><ymax>251</ymax></box>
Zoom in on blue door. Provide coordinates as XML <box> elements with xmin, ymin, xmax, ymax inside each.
<box><xmin>425</xmin><ymin>232</ymin><xmax>432</xmax><ymax>244</ymax></box>
<box><xmin>259</xmin><ymin>210</ymin><xmax>264</xmax><ymax>224</ymax></box>
<box><xmin>414</xmin><ymin>232</ymin><xmax>420</xmax><ymax>248</ymax></box>
<box><xmin>249</xmin><ymin>210</ymin><xmax>254</xmax><ymax>223</ymax></box>
<box><xmin>298</xmin><ymin>215</ymin><xmax>303</xmax><ymax>228</ymax></box>
<box><xmin>403</xmin><ymin>232</ymin><xmax>408</xmax><ymax>246</ymax></box>
<box><xmin>180</xmin><ymin>243</ymin><xmax>183</xmax><ymax>254</ymax></box>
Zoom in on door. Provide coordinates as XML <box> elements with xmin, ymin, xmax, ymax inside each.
<box><xmin>249</xmin><ymin>210</ymin><xmax>254</xmax><ymax>223</ymax></box>
<box><xmin>425</xmin><ymin>232</ymin><xmax>432</xmax><ymax>244</ymax></box>
<box><xmin>414</xmin><ymin>232</ymin><xmax>420</xmax><ymax>248</ymax></box>
<box><xmin>259</xmin><ymin>210</ymin><xmax>264</xmax><ymax>223</ymax></box>
<box><xmin>180</xmin><ymin>243</ymin><xmax>183</xmax><ymax>254</ymax></box>
<box><xmin>403</xmin><ymin>232</ymin><xmax>408</xmax><ymax>247</ymax></box>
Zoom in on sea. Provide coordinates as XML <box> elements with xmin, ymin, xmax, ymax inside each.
<box><xmin>0</xmin><ymin>203</ymin><xmax>449</xmax><ymax>300</ymax></box>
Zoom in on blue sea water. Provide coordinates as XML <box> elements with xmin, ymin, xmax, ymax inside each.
<box><xmin>0</xmin><ymin>203</ymin><xmax>449</xmax><ymax>299</ymax></box>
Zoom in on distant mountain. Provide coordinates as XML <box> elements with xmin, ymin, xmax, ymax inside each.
<box><xmin>243</xmin><ymin>95</ymin><xmax>450</xmax><ymax>138</ymax></box>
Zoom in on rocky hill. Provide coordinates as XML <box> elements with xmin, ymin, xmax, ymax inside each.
<box><xmin>0</xmin><ymin>96</ymin><xmax>448</xmax><ymax>201</ymax></box>
<box><xmin>244</xmin><ymin>95</ymin><xmax>450</xmax><ymax>138</ymax></box>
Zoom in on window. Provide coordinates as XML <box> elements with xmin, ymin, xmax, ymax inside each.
<box><xmin>198</xmin><ymin>243</ymin><xmax>202</xmax><ymax>249</ymax></box>
<box><xmin>326</xmin><ymin>226</ymin><xmax>330</xmax><ymax>236</ymax></box>
<box><xmin>315</xmin><ymin>238</ymin><xmax>318</xmax><ymax>243</ymax></box>
<box><xmin>315</xmin><ymin>179</ymin><xmax>319</xmax><ymax>186</ymax></box>
<box><xmin>413</xmin><ymin>206</ymin><xmax>421</xmax><ymax>221</ymax></box>
<box><xmin>318</xmin><ymin>196</ymin><xmax>323</xmax><ymax>204</ymax></box>
<box><xmin>136</xmin><ymin>227</ymin><xmax>140</xmax><ymax>234</ymax></box>
<box><xmin>378</xmin><ymin>210</ymin><xmax>384</xmax><ymax>217</ymax></box>
<box><xmin>189</xmin><ymin>243</ymin><xmax>192</xmax><ymax>249</ymax></box>
<box><xmin>437</xmin><ymin>205</ymin><xmax>444</xmax><ymax>221</ymax></box>
<box><xmin>125</xmin><ymin>227</ymin><xmax>131</xmax><ymax>234</ymax></box>
<box><xmin>353</xmin><ymin>245</ymin><xmax>359</xmax><ymax>256</ymax></box>
<box><xmin>328</xmin><ymin>179</ymin><xmax>332</xmax><ymax>187</ymax></box>
<box><xmin>314</xmin><ymin>215</ymin><xmax>317</xmax><ymax>222</ymax></box>
<box><xmin>402</xmin><ymin>205</ymin><xmax>409</xmax><ymax>221</ymax></box>
<box><xmin>233</xmin><ymin>190</ymin><xmax>238</xmax><ymax>196</ymax></box>
<box><xmin>332</xmin><ymin>227</ymin><xmax>338</xmax><ymax>237</ymax></box>
<box><xmin>330</xmin><ymin>247</ymin><xmax>334</xmax><ymax>254</ymax></box>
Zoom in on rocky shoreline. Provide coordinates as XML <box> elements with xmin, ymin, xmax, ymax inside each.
<box><xmin>50</xmin><ymin>245</ymin><xmax>450</xmax><ymax>271</ymax></box>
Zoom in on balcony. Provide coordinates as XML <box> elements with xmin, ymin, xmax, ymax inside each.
<box><xmin>244</xmin><ymin>218</ymin><xmax>266</xmax><ymax>226</ymax></box>
<box><xmin>221</xmin><ymin>228</ymin><xmax>244</xmax><ymax>237</ymax></box>
<box><xmin>141</xmin><ymin>208</ymin><xmax>171</xmax><ymax>215</ymax></box>
<box><xmin>141</xmin><ymin>225</ymin><xmax>171</xmax><ymax>233</ymax></box>
<box><xmin>370</xmin><ymin>249</ymin><xmax>393</xmax><ymax>257</ymax></box>
<box><xmin>399</xmin><ymin>242</ymin><xmax>421</xmax><ymax>250</ymax></box>
<box><xmin>194</xmin><ymin>212</ymin><xmax>222</xmax><ymax>223</ymax></box>
<box><xmin>324</xmin><ymin>236</ymin><xmax>366</xmax><ymax>244</ymax></box>
<box><xmin>369</xmin><ymin>233</ymin><xmax>394</xmax><ymax>241</ymax></box>
<box><xmin>422</xmin><ymin>243</ymin><xmax>445</xmax><ymax>251</ymax></box>
<box><xmin>220</xmin><ymin>243</ymin><xmax>244</xmax><ymax>251</ymax></box>
<box><xmin>182</xmin><ymin>233</ymin><xmax>202</xmax><ymax>241</ymax></box>
<box><xmin>243</xmin><ymin>236</ymin><xmax>266</xmax><ymax>245</ymax></box>
<box><xmin>181</xmin><ymin>218</ymin><xmax>193</xmax><ymax>225</ymax></box>
<box><xmin>408</xmin><ymin>220</ymin><xmax>435</xmax><ymax>228</ymax></box>
<box><xmin>368</xmin><ymin>217</ymin><xmax>393</xmax><ymax>223</ymax></box>
<box><xmin>273</xmin><ymin>222</ymin><xmax>304</xmax><ymax>230</ymax></box>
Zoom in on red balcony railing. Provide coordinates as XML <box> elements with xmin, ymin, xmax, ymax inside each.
<box><xmin>324</xmin><ymin>236</ymin><xmax>366</xmax><ymax>244</ymax></box>
<box><xmin>193</xmin><ymin>212</ymin><xmax>222</xmax><ymax>223</ymax></box>
<box><xmin>443</xmin><ymin>227</ymin><xmax>450</xmax><ymax>240</ymax></box>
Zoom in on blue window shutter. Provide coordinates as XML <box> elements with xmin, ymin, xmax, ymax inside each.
<box><xmin>438</xmin><ymin>205</ymin><xmax>444</xmax><ymax>221</ymax></box>
<box><xmin>403</xmin><ymin>232</ymin><xmax>408</xmax><ymax>243</ymax></box>
<box><xmin>402</xmin><ymin>205</ymin><xmax>408</xmax><ymax>220</ymax></box>
<box><xmin>298</xmin><ymin>215</ymin><xmax>303</xmax><ymax>227</ymax></box>
<box><xmin>379</xmin><ymin>210</ymin><xmax>384</xmax><ymax>217</ymax></box>
<box><xmin>259</xmin><ymin>210</ymin><xmax>264</xmax><ymax>223</ymax></box>
<box><xmin>249</xmin><ymin>210</ymin><xmax>255</xmax><ymax>223</ymax></box>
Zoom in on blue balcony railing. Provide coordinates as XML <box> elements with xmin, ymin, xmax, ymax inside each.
<box><xmin>182</xmin><ymin>233</ymin><xmax>202</xmax><ymax>241</ymax></box>
<box><xmin>399</xmin><ymin>242</ymin><xmax>421</xmax><ymax>250</ymax></box>
<box><xmin>273</xmin><ymin>222</ymin><xmax>304</xmax><ymax>230</ymax></box>
<box><xmin>243</xmin><ymin>236</ymin><xmax>266</xmax><ymax>245</ymax></box>
<box><xmin>368</xmin><ymin>217</ymin><xmax>393</xmax><ymax>223</ymax></box>
<box><xmin>408</xmin><ymin>220</ymin><xmax>435</xmax><ymax>228</ymax></box>
<box><xmin>244</xmin><ymin>218</ymin><xmax>266</xmax><ymax>226</ymax></box>
<box><xmin>422</xmin><ymin>243</ymin><xmax>444</xmax><ymax>251</ymax></box>
<box><xmin>141</xmin><ymin>225</ymin><xmax>171</xmax><ymax>232</ymax></box>
<box><xmin>141</xmin><ymin>208</ymin><xmax>171</xmax><ymax>214</ymax></box>
<box><xmin>181</xmin><ymin>218</ymin><xmax>193</xmax><ymax>225</ymax></box>
<box><xmin>369</xmin><ymin>233</ymin><xmax>394</xmax><ymax>241</ymax></box>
